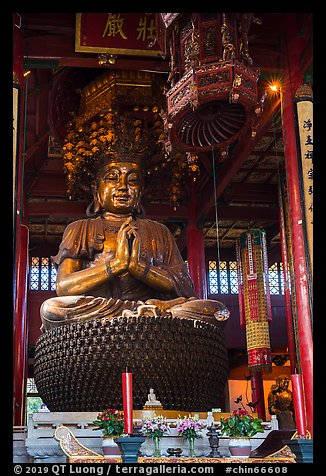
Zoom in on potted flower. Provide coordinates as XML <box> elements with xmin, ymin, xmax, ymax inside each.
<box><xmin>220</xmin><ymin>409</ymin><xmax>264</xmax><ymax>458</ymax></box>
<box><xmin>141</xmin><ymin>415</ymin><xmax>170</xmax><ymax>457</ymax></box>
<box><xmin>93</xmin><ymin>409</ymin><xmax>125</xmax><ymax>458</ymax></box>
<box><xmin>176</xmin><ymin>415</ymin><xmax>206</xmax><ymax>457</ymax></box>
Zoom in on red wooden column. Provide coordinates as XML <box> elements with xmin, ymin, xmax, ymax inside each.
<box><xmin>186</xmin><ymin>181</ymin><xmax>207</xmax><ymax>299</ymax></box>
<box><xmin>279</xmin><ymin>191</ymin><xmax>297</xmax><ymax>374</ymax></box>
<box><xmin>13</xmin><ymin>13</ymin><xmax>30</xmax><ymax>426</ymax></box>
<box><xmin>281</xmin><ymin>14</ymin><xmax>313</xmax><ymax>435</ymax></box>
<box><xmin>250</xmin><ymin>373</ymin><xmax>266</xmax><ymax>421</ymax></box>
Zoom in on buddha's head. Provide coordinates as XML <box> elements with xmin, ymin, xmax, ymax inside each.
<box><xmin>94</xmin><ymin>160</ymin><xmax>143</xmax><ymax>216</ymax></box>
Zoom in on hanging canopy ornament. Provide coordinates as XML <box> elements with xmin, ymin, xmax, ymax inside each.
<box><xmin>236</xmin><ymin>230</ymin><xmax>272</xmax><ymax>374</ymax></box>
<box><xmin>156</xmin><ymin>13</ymin><xmax>263</xmax><ymax>153</ymax></box>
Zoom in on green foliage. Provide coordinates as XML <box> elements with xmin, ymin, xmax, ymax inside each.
<box><xmin>220</xmin><ymin>410</ymin><xmax>264</xmax><ymax>438</ymax></box>
<box><xmin>92</xmin><ymin>409</ymin><xmax>125</xmax><ymax>437</ymax></box>
<box><xmin>26</xmin><ymin>397</ymin><xmax>43</xmax><ymax>416</ymax></box>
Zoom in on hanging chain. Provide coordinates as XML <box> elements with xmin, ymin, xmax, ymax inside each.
<box><xmin>211</xmin><ymin>142</ymin><xmax>221</xmax><ymax>290</ymax></box>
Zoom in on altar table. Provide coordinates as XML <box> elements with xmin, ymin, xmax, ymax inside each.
<box><xmin>69</xmin><ymin>456</ymin><xmax>295</xmax><ymax>463</ymax></box>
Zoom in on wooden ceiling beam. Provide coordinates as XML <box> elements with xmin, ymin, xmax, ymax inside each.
<box><xmin>23</xmin><ymin>35</ymin><xmax>169</xmax><ymax>72</ymax></box>
<box><xmin>223</xmin><ymin>183</ymin><xmax>278</xmax><ymax>202</ymax></box>
<box><xmin>27</xmin><ymin>200</ymin><xmax>278</xmax><ymax>223</ymax></box>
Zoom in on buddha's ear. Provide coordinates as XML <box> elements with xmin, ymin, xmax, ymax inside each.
<box><xmin>86</xmin><ymin>182</ymin><xmax>101</xmax><ymax>217</ymax></box>
<box><xmin>86</xmin><ymin>197</ymin><xmax>102</xmax><ymax>217</ymax></box>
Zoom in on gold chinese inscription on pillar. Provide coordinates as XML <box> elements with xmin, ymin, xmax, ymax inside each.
<box><xmin>294</xmin><ymin>84</ymin><xmax>313</xmax><ymax>281</ymax></box>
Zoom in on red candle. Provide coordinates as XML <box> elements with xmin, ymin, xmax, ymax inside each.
<box><xmin>291</xmin><ymin>373</ymin><xmax>307</xmax><ymax>436</ymax></box>
<box><xmin>122</xmin><ymin>368</ymin><xmax>133</xmax><ymax>434</ymax></box>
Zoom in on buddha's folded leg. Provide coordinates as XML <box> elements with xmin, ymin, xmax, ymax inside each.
<box><xmin>145</xmin><ymin>296</ymin><xmax>197</xmax><ymax>311</ymax></box>
<box><xmin>40</xmin><ymin>295</ymin><xmax>143</xmax><ymax>332</ymax></box>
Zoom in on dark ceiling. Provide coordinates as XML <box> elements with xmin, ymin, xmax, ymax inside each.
<box><xmin>19</xmin><ymin>12</ymin><xmax>312</xmax><ymax>258</ymax></box>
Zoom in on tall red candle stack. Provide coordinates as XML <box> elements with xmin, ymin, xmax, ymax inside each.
<box><xmin>122</xmin><ymin>368</ymin><xmax>133</xmax><ymax>435</ymax></box>
<box><xmin>291</xmin><ymin>373</ymin><xmax>307</xmax><ymax>437</ymax></box>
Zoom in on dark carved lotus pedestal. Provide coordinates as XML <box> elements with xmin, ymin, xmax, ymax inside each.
<box><xmin>34</xmin><ymin>314</ymin><xmax>229</xmax><ymax>411</ymax></box>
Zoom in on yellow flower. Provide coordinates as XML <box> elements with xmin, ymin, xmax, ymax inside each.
<box><xmin>92</xmin><ymin>146</ymin><xmax>100</xmax><ymax>153</ymax></box>
<box><xmin>90</xmin><ymin>139</ymin><xmax>99</xmax><ymax>146</ymax></box>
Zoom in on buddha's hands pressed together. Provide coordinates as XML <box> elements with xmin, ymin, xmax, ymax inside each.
<box><xmin>106</xmin><ymin>217</ymin><xmax>134</xmax><ymax>275</ymax></box>
<box><xmin>128</xmin><ymin>228</ymin><xmax>143</xmax><ymax>277</ymax></box>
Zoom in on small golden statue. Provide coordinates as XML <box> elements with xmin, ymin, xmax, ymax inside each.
<box><xmin>268</xmin><ymin>375</ymin><xmax>296</xmax><ymax>430</ymax></box>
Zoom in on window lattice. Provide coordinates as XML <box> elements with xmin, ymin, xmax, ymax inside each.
<box><xmin>30</xmin><ymin>257</ymin><xmax>40</xmax><ymax>291</ymax></box>
<box><xmin>208</xmin><ymin>260</ymin><xmax>219</xmax><ymax>294</ymax></box>
<box><xmin>229</xmin><ymin>261</ymin><xmax>238</xmax><ymax>294</ymax></box>
<box><xmin>208</xmin><ymin>260</ymin><xmax>284</xmax><ymax>295</ymax></box>
<box><xmin>27</xmin><ymin>378</ymin><xmax>38</xmax><ymax>394</ymax></box>
<box><xmin>30</xmin><ymin>256</ymin><xmax>57</xmax><ymax>291</ymax></box>
<box><xmin>279</xmin><ymin>262</ymin><xmax>285</xmax><ymax>295</ymax></box>
<box><xmin>219</xmin><ymin>261</ymin><xmax>228</xmax><ymax>294</ymax></box>
<box><xmin>51</xmin><ymin>262</ymin><xmax>58</xmax><ymax>291</ymax></box>
<box><xmin>268</xmin><ymin>262</ymin><xmax>279</xmax><ymax>295</ymax></box>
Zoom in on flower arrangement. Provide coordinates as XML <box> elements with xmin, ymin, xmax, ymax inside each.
<box><xmin>141</xmin><ymin>415</ymin><xmax>170</xmax><ymax>439</ymax></box>
<box><xmin>92</xmin><ymin>408</ymin><xmax>125</xmax><ymax>437</ymax></box>
<box><xmin>219</xmin><ymin>409</ymin><xmax>264</xmax><ymax>438</ymax></box>
<box><xmin>176</xmin><ymin>415</ymin><xmax>206</xmax><ymax>441</ymax></box>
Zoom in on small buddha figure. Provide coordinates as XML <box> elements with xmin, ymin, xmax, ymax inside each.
<box><xmin>40</xmin><ymin>115</ymin><xmax>230</xmax><ymax>332</ymax></box>
<box><xmin>268</xmin><ymin>375</ymin><xmax>296</xmax><ymax>430</ymax></box>
<box><xmin>144</xmin><ymin>388</ymin><xmax>162</xmax><ymax>407</ymax></box>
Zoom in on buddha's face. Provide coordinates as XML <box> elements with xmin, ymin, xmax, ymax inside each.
<box><xmin>96</xmin><ymin>161</ymin><xmax>142</xmax><ymax>215</ymax></box>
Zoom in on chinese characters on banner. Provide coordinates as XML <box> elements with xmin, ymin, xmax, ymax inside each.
<box><xmin>294</xmin><ymin>84</ymin><xmax>313</xmax><ymax>280</ymax></box>
<box><xmin>237</xmin><ymin>230</ymin><xmax>272</xmax><ymax>374</ymax></box>
<box><xmin>75</xmin><ymin>13</ymin><xmax>163</xmax><ymax>57</ymax></box>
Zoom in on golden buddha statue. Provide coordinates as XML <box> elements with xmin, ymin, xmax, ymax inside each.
<box><xmin>40</xmin><ymin>115</ymin><xmax>230</xmax><ymax>332</ymax></box>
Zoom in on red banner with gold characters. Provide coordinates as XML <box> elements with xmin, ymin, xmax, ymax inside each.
<box><xmin>237</xmin><ymin>230</ymin><xmax>272</xmax><ymax>374</ymax></box>
<box><xmin>75</xmin><ymin>13</ymin><xmax>164</xmax><ymax>57</ymax></box>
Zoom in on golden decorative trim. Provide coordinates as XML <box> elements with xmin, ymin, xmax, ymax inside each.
<box><xmin>295</xmin><ymin>84</ymin><xmax>313</xmax><ymax>99</ymax></box>
<box><xmin>54</xmin><ymin>425</ymin><xmax>103</xmax><ymax>459</ymax></box>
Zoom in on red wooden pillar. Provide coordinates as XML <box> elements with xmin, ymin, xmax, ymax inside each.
<box><xmin>13</xmin><ymin>13</ymin><xmax>30</xmax><ymax>426</ymax></box>
<box><xmin>278</xmin><ymin>191</ymin><xmax>297</xmax><ymax>374</ymax></box>
<box><xmin>250</xmin><ymin>373</ymin><xmax>266</xmax><ymax>421</ymax></box>
<box><xmin>186</xmin><ymin>182</ymin><xmax>207</xmax><ymax>299</ymax></box>
<box><xmin>281</xmin><ymin>14</ymin><xmax>313</xmax><ymax>435</ymax></box>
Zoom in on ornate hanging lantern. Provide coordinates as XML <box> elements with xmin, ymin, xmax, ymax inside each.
<box><xmin>236</xmin><ymin>230</ymin><xmax>273</xmax><ymax>374</ymax></box>
<box><xmin>156</xmin><ymin>13</ymin><xmax>262</xmax><ymax>153</ymax></box>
